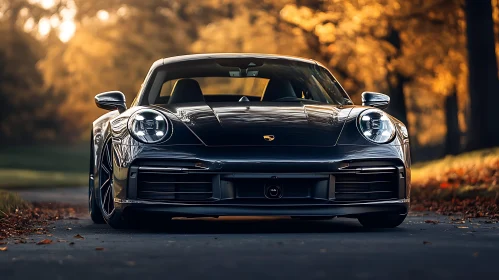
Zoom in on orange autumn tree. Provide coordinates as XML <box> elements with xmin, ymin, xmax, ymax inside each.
<box><xmin>280</xmin><ymin>0</ymin><xmax>468</xmax><ymax>156</ymax></box>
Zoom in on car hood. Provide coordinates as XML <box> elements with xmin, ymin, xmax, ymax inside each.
<box><xmin>155</xmin><ymin>103</ymin><xmax>353</xmax><ymax>147</ymax></box>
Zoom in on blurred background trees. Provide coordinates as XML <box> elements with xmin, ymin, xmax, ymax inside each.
<box><xmin>0</xmin><ymin>0</ymin><xmax>498</xmax><ymax>161</ymax></box>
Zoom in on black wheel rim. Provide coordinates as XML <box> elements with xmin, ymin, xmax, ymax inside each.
<box><xmin>99</xmin><ymin>141</ymin><xmax>115</xmax><ymax>217</ymax></box>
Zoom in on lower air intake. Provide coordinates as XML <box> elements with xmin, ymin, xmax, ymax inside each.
<box><xmin>137</xmin><ymin>171</ymin><xmax>213</xmax><ymax>201</ymax></box>
<box><xmin>335</xmin><ymin>168</ymin><xmax>399</xmax><ymax>201</ymax></box>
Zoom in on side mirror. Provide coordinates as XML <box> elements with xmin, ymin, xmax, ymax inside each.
<box><xmin>95</xmin><ymin>91</ymin><xmax>127</xmax><ymax>113</ymax></box>
<box><xmin>361</xmin><ymin>91</ymin><xmax>390</xmax><ymax>110</ymax></box>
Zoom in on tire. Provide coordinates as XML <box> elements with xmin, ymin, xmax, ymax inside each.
<box><xmin>358</xmin><ymin>213</ymin><xmax>407</xmax><ymax>228</ymax></box>
<box><xmin>98</xmin><ymin>139</ymin><xmax>135</xmax><ymax>229</ymax></box>
<box><xmin>97</xmin><ymin>140</ymin><xmax>173</xmax><ymax>229</ymax></box>
<box><xmin>89</xmin><ymin>132</ymin><xmax>105</xmax><ymax>224</ymax></box>
<box><xmin>89</xmin><ymin>181</ymin><xmax>105</xmax><ymax>224</ymax></box>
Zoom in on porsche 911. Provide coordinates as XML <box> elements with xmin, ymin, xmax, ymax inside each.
<box><xmin>89</xmin><ymin>53</ymin><xmax>411</xmax><ymax>229</ymax></box>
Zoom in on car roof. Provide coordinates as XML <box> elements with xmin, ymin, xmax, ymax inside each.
<box><xmin>159</xmin><ymin>53</ymin><xmax>318</xmax><ymax>66</ymax></box>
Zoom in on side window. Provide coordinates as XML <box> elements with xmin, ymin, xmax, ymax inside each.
<box><xmin>160</xmin><ymin>79</ymin><xmax>178</xmax><ymax>97</ymax></box>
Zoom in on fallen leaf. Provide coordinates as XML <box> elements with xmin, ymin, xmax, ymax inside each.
<box><xmin>423</xmin><ymin>241</ymin><xmax>432</xmax><ymax>245</ymax></box>
<box><xmin>0</xmin><ymin>247</ymin><xmax>7</xmax><ymax>251</ymax></box>
<box><xmin>439</xmin><ymin>182</ymin><xmax>451</xmax><ymax>189</ymax></box>
<box><xmin>457</xmin><ymin>226</ymin><xmax>469</xmax><ymax>229</ymax></box>
<box><xmin>36</xmin><ymin>239</ymin><xmax>52</xmax><ymax>245</ymax></box>
<box><xmin>425</xmin><ymin>220</ymin><xmax>439</xmax><ymax>225</ymax></box>
<box><xmin>0</xmin><ymin>242</ymin><xmax>7</xmax><ymax>245</ymax></box>
<box><xmin>73</xmin><ymin>234</ymin><xmax>84</xmax><ymax>239</ymax></box>
<box><xmin>95</xmin><ymin>247</ymin><xmax>104</xmax><ymax>251</ymax></box>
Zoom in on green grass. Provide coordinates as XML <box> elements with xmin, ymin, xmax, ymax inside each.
<box><xmin>0</xmin><ymin>144</ymin><xmax>88</xmax><ymax>189</ymax></box>
<box><xmin>0</xmin><ymin>169</ymin><xmax>87</xmax><ymax>189</ymax></box>
<box><xmin>0</xmin><ymin>190</ymin><xmax>31</xmax><ymax>214</ymax></box>
<box><xmin>0</xmin><ymin>144</ymin><xmax>89</xmax><ymax>172</ymax></box>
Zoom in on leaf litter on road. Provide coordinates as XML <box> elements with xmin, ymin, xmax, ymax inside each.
<box><xmin>0</xmin><ymin>202</ymin><xmax>86</xmax><ymax>240</ymax></box>
<box><xmin>36</xmin><ymin>239</ymin><xmax>52</xmax><ymax>245</ymax></box>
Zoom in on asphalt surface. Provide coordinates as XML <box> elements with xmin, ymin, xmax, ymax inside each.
<box><xmin>1</xmin><ymin>187</ymin><xmax>498</xmax><ymax>280</ymax></box>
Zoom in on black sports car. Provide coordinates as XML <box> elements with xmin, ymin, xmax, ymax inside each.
<box><xmin>90</xmin><ymin>53</ymin><xmax>411</xmax><ymax>229</ymax></box>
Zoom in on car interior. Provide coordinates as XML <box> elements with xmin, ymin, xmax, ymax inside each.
<box><xmin>143</xmin><ymin>59</ymin><xmax>348</xmax><ymax>106</ymax></box>
<box><xmin>154</xmin><ymin>78</ymin><xmax>321</xmax><ymax>104</ymax></box>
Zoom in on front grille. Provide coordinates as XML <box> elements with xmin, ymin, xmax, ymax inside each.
<box><xmin>334</xmin><ymin>168</ymin><xmax>399</xmax><ymax>201</ymax></box>
<box><xmin>234</xmin><ymin>178</ymin><xmax>313</xmax><ymax>199</ymax></box>
<box><xmin>137</xmin><ymin>171</ymin><xmax>213</xmax><ymax>201</ymax></box>
<box><xmin>130</xmin><ymin>162</ymin><xmax>403</xmax><ymax>203</ymax></box>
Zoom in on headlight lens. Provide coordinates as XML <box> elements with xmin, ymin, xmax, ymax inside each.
<box><xmin>358</xmin><ymin>109</ymin><xmax>395</xmax><ymax>143</ymax></box>
<box><xmin>128</xmin><ymin>109</ymin><xmax>169</xmax><ymax>143</ymax></box>
<box><xmin>397</xmin><ymin>123</ymin><xmax>409</xmax><ymax>139</ymax></box>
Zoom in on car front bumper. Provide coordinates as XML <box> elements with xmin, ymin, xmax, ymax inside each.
<box><xmin>107</xmin><ymin>143</ymin><xmax>410</xmax><ymax>218</ymax></box>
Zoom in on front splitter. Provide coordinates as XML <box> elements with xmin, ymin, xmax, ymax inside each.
<box><xmin>115</xmin><ymin>199</ymin><xmax>409</xmax><ymax>217</ymax></box>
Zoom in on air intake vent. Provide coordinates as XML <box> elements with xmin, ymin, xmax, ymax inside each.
<box><xmin>137</xmin><ymin>170</ymin><xmax>213</xmax><ymax>201</ymax></box>
<box><xmin>335</xmin><ymin>168</ymin><xmax>399</xmax><ymax>201</ymax></box>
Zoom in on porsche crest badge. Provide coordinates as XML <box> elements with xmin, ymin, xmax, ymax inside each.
<box><xmin>263</xmin><ymin>135</ymin><xmax>275</xmax><ymax>141</ymax></box>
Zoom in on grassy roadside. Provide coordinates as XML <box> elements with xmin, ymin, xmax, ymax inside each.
<box><xmin>411</xmin><ymin>147</ymin><xmax>499</xmax><ymax>199</ymax></box>
<box><xmin>0</xmin><ymin>144</ymin><xmax>88</xmax><ymax>189</ymax></box>
<box><xmin>411</xmin><ymin>147</ymin><xmax>498</xmax><ymax>218</ymax></box>
<box><xmin>0</xmin><ymin>190</ymin><xmax>84</xmax><ymax>240</ymax></box>
<box><xmin>0</xmin><ymin>169</ymin><xmax>86</xmax><ymax>189</ymax></box>
<box><xmin>0</xmin><ymin>190</ymin><xmax>30</xmax><ymax>214</ymax></box>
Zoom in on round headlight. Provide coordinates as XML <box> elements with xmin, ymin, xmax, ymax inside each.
<box><xmin>128</xmin><ymin>109</ymin><xmax>169</xmax><ymax>143</ymax></box>
<box><xmin>397</xmin><ymin>123</ymin><xmax>409</xmax><ymax>139</ymax></box>
<box><xmin>357</xmin><ymin>109</ymin><xmax>395</xmax><ymax>143</ymax></box>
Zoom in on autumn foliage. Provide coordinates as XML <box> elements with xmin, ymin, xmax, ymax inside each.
<box><xmin>411</xmin><ymin>148</ymin><xmax>499</xmax><ymax>219</ymax></box>
<box><xmin>0</xmin><ymin>0</ymin><xmax>496</xmax><ymax>159</ymax></box>
<box><xmin>0</xmin><ymin>202</ymin><xmax>84</xmax><ymax>240</ymax></box>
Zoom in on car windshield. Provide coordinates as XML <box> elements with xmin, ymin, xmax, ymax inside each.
<box><xmin>142</xmin><ymin>58</ymin><xmax>349</xmax><ymax>105</ymax></box>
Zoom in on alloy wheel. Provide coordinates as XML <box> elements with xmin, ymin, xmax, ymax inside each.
<box><xmin>99</xmin><ymin>142</ymin><xmax>115</xmax><ymax>217</ymax></box>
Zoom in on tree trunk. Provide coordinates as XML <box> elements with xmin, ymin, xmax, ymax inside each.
<box><xmin>445</xmin><ymin>89</ymin><xmax>460</xmax><ymax>155</ymax></box>
<box><xmin>464</xmin><ymin>0</ymin><xmax>499</xmax><ymax>151</ymax></box>
<box><xmin>384</xmin><ymin>28</ymin><xmax>409</xmax><ymax>126</ymax></box>
<box><xmin>386</xmin><ymin>73</ymin><xmax>408</xmax><ymax>126</ymax></box>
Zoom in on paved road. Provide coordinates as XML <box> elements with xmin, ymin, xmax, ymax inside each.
<box><xmin>2</xmin><ymin>188</ymin><xmax>499</xmax><ymax>280</ymax></box>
